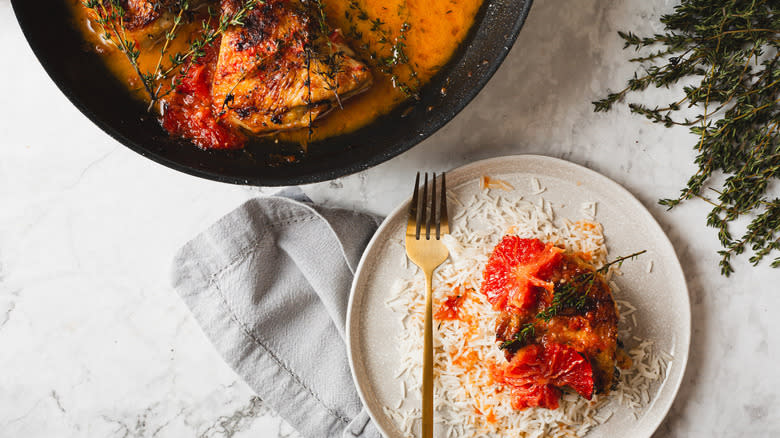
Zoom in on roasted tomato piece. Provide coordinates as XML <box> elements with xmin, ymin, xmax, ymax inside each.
<box><xmin>161</xmin><ymin>40</ymin><xmax>246</xmax><ymax>150</ymax></box>
<box><xmin>481</xmin><ymin>236</ymin><xmax>563</xmax><ymax>311</ymax></box>
<box><xmin>499</xmin><ymin>343</ymin><xmax>594</xmax><ymax>410</ymax></box>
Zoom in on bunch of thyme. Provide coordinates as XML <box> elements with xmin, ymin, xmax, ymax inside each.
<box><xmin>594</xmin><ymin>0</ymin><xmax>779</xmax><ymax>275</ymax></box>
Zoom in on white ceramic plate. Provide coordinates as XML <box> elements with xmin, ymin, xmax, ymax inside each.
<box><xmin>347</xmin><ymin>155</ymin><xmax>690</xmax><ymax>438</ymax></box>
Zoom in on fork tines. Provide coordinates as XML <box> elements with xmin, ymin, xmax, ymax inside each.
<box><xmin>409</xmin><ymin>172</ymin><xmax>449</xmax><ymax>240</ymax></box>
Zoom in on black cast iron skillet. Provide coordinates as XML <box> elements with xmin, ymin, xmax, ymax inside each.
<box><xmin>12</xmin><ymin>0</ymin><xmax>533</xmax><ymax>186</ymax></box>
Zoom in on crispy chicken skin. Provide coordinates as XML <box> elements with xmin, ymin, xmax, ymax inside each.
<box><xmin>88</xmin><ymin>1</ymin><xmax>183</xmax><ymax>45</ymax></box>
<box><xmin>212</xmin><ymin>0</ymin><xmax>373</xmax><ymax>134</ymax></box>
<box><xmin>496</xmin><ymin>254</ymin><xmax>621</xmax><ymax>393</ymax></box>
<box><xmin>84</xmin><ymin>0</ymin><xmax>162</xmax><ymax>31</ymax></box>
<box><xmin>121</xmin><ymin>0</ymin><xmax>165</xmax><ymax>30</ymax></box>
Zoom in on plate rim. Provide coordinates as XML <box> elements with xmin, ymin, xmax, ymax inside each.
<box><xmin>346</xmin><ymin>154</ymin><xmax>691</xmax><ymax>438</ymax></box>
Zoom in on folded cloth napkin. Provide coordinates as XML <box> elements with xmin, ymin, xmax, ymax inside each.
<box><xmin>171</xmin><ymin>189</ymin><xmax>383</xmax><ymax>438</ymax></box>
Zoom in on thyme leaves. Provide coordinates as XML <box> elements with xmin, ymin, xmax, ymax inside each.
<box><xmin>597</xmin><ymin>250</ymin><xmax>647</xmax><ymax>274</ymax></box>
<box><xmin>594</xmin><ymin>0</ymin><xmax>780</xmax><ymax>275</ymax></box>
<box><xmin>83</xmin><ymin>0</ymin><xmax>152</xmax><ymax>98</ymax></box>
<box><xmin>344</xmin><ymin>0</ymin><xmax>420</xmax><ymax>99</ymax></box>
<box><xmin>499</xmin><ymin>323</ymin><xmax>534</xmax><ymax>351</ymax></box>
<box><xmin>83</xmin><ymin>0</ymin><xmax>261</xmax><ymax>108</ymax></box>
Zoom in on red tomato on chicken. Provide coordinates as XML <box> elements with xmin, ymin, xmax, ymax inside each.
<box><xmin>161</xmin><ymin>40</ymin><xmax>246</xmax><ymax>150</ymax></box>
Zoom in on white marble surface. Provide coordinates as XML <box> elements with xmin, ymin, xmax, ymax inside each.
<box><xmin>0</xmin><ymin>0</ymin><xmax>777</xmax><ymax>437</ymax></box>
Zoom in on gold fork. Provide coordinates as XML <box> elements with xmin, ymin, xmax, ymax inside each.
<box><xmin>405</xmin><ymin>172</ymin><xmax>450</xmax><ymax>438</ymax></box>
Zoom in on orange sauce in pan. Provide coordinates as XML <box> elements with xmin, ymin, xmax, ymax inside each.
<box><xmin>67</xmin><ymin>0</ymin><xmax>484</xmax><ymax>146</ymax></box>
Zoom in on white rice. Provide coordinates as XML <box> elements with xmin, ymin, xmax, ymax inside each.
<box><xmin>530</xmin><ymin>177</ymin><xmax>546</xmax><ymax>195</ymax></box>
<box><xmin>385</xmin><ymin>183</ymin><xmax>668</xmax><ymax>437</ymax></box>
<box><xmin>581</xmin><ymin>201</ymin><xmax>598</xmax><ymax>221</ymax></box>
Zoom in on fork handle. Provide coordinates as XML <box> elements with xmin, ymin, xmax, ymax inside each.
<box><xmin>422</xmin><ymin>269</ymin><xmax>434</xmax><ymax>438</ymax></box>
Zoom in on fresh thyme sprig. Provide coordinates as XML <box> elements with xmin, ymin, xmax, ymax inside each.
<box><xmin>83</xmin><ymin>0</ymin><xmax>153</xmax><ymax>98</ymax></box>
<box><xmin>543</xmin><ymin>250</ymin><xmax>646</xmax><ymax>321</ymax></box>
<box><xmin>500</xmin><ymin>323</ymin><xmax>534</xmax><ymax>350</ymax></box>
<box><xmin>597</xmin><ymin>250</ymin><xmax>648</xmax><ymax>274</ymax></box>
<box><xmin>309</xmin><ymin>0</ymin><xmax>345</xmax><ymax>108</ymax></box>
<box><xmin>147</xmin><ymin>2</ymin><xmax>189</xmax><ymax>107</ymax></box>
<box><xmin>498</xmin><ymin>250</ymin><xmax>646</xmax><ymax>351</ymax></box>
<box><xmin>83</xmin><ymin>0</ymin><xmax>261</xmax><ymax>107</ymax></box>
<box><xmin>155</xmin><ymin>0</ymin><xmax>261</xmax><ymax>99</ymax></box>
<box><xmin>593</xmin><ymin>0</ymin><xmax>780</xmax><ymax>275</ymax></box>
<box><xmin>393</xmin><ymin>2</ymin><xmax>421</xmax><ymax>95</ymax></box>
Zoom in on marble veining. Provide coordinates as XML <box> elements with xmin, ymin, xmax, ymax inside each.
<box><xmin>0</xmin><ymin>0</ymin><xmax>778</xmax><ymax>437</ymax></box>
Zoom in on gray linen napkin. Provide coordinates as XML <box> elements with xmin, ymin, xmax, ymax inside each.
<box><xmin>171</xmin><ymin>189</ymin><xmax>383</xmax><ymax>438</ymax></box>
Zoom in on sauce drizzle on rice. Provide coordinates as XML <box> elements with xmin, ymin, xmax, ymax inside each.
<box><xmin>384</xmin><ymin>184</ymin><xmax>670</xmax><ymax>437</ymax></box>
<box><xmin>434</xmin><ymin>286</ymin><xmax>471</xmax><ymax>321</ymax></box>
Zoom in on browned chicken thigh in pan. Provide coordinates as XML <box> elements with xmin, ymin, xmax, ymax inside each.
<box><xmin>213</xmin><ymin>0</ymin><xmax>373</xmax><ymax>134</ymax></box>
<box><xmin>92</xmin><ymin>0</ymin><xmax>372</xmax><ymax>141</ymax></box>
